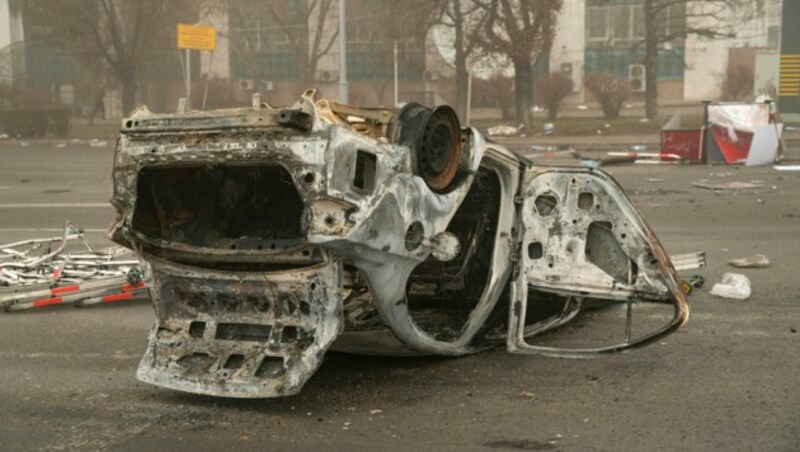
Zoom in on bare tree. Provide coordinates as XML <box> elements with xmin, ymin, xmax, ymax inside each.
<box><xmin>27</xmin><ymin>0</ymin><xmax>195</xmax><ymax>115</ymax></box>
<box><xmin>718</xmin><ymin>64</ymin><xmax>754</xmax><ymax>101</ymax></box>
<box><xmin>472</xmin><ymin>0</ymin><xmax>562</xmax><ymax>129</ymax></box>
<box><xmin>435</xmin><ymin>0</ymin><xmax>484</xmax><ymax>120</ymax></box>
<box><xmin>640</xmin><ymin>0</ymin><xmax>749</xmax><ymax>118</ymax></box>
<box><xmin>226</xmin><ymin>0</ymin><xmax>338</xmax><ymax>83</ymax></box>
<box><xmin>346</xmin><ymin>0</ymin><xmax>443</xmax><ymax>105</ymax></box>
<box><xmin>534</xmin><ymin>72</ymin><xmax>573</xmax><ymax>120</ymax></box>
<box><xmin>585</xmin><ymin>73</ymin><xmax>631</xmax><ymax>119</ymax></box>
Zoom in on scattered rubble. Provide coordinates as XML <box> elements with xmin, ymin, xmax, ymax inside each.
<box><xmin>0</xmin><ymin>222</ymin><xmax>145</xmax><ymax>311</ymax></box>
<box><xmin>692</xmin><ymin>180</ymin><xmax>765</xmax><ymax>191</ymax></box>
<box><xmin>487</xmin><ymin>124</ymin><xmax>522</xmax><ymax>136</ymax></box>
<box><xmin>517</xmin><ymin>391</ymin><xmax>535</xmax><ymax>400</ymax></box>
<box><xmin>728</xmin><ymin>254</ymin><xmax>770</xmax><ymax>268</ymax></box>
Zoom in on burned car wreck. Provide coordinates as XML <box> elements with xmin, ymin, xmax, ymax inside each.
<box><xmin>109</xmin><ymin>90</ymin><xmax>689</xmax><ymax>398</ymax></box>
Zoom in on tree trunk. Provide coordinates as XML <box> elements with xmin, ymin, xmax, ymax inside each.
<box><xmin>513</xmin><ymin>59</ymin><xmax>533</xmax><ymax>129</ymax></box>
<box><xmin>455</xmin><ymin>57</ymin><xmax>469</xmax><ymax>122</ymax></box>
<box><xmin>548</xmin><ymin>106</ymin><xmax>557</xmax><ymax>121</ymax></box>
<box><xmin>453</xmin><ymin>4</ymin><xmax>469</xmax><ymax>121</ymax></box>
<box><xmin>644</xmin><ymin>0</ymin><xmax>659</xmax><ymax>119</ymax></box>
<box><xmin>121</xmin><ymin>79</ymin><xmax>137</xmax><ymax>116</ymax></box>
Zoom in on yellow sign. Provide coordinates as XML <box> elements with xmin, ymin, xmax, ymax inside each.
<box><xmin>177</xmin><ymin>24</ymin><xmax>216</xmax><ymax>51</ymax></box>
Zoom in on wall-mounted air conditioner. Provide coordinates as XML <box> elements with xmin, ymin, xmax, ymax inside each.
<box><xmin>317</xmin><ymin>70</ymin><xmax>338</xmax><ymax>82</ymax></box>
<box><xmin>628</xmin><ymin>64</ymin><xmax>646</xmax><ymax>93</ymax></box>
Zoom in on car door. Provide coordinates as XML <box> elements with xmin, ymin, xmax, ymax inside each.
<box><xmin>507</xmin><ymin>166</ymin><xmax>689</xmax><ymax>357</ymax></box>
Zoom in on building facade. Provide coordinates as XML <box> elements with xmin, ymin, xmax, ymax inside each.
<box><xmin>0</xmin><ymin>0</ymin><xmax>787</xmax><ymax>117</ymax></box>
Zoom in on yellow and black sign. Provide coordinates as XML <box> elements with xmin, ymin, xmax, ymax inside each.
<box><xmin>177</xmin><ymin>24</ymin><xmax>216</xmax><ymax>51</ymax></box>
<box><xmin>779</xmin><ymin>54</ymin><xmax>799</xmax><ymax>97</ymax></box>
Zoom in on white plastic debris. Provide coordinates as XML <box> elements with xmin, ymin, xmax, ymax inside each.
<box><xmin>728</xmin><ymin>254</ymin><xmax>770</xmax><ymax>268</ymax></box>
<box><xmin>710</xmin><ymin>273</ymin><xmax>751</xmax><ymax>300</ymax></box>
<box><xmin>487</xmin><ymin>125</ymin><xmax>520</xmax><ymax>136</ymax></box>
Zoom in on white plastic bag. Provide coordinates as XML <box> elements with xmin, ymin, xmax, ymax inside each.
<box><xmin>710</xmin><ymin>273</ymin><xmax>751</xmax><ymax>300</ymax></box>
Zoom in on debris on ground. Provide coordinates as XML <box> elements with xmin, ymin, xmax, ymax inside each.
<box><xmin>728</xmin><ymin>254</ymin><xmax>770</xmax><ymax>268</ymax></box>
<box><xmin>517</xmin><ymin>391</ymin><xmax>535</xmax><ymax>399</ymax></box>
<box><xmin>671</xmin><ymin>252</ymin><xmax>706</xmax><ymax>271</ymax></box>
<box><xmin>0</xmin><ymin>222</ymin><xmax>145</xmax><ymax>311</ymax></box>
<box><xmin>710</xmin><ymin>273</ymin><xmax>752</xmax><ymax>300</ymax></box>
<box><xmin>528</xmin><ymin>144</ymin><xmax>575</xmax><ymax>156</ymax></box>
<box><xmin>774</xmin><ymin>165</ymin><xmax>800</xmax><ymax>171</ymax></box>
<box><xmin>575</xmin><ymin>149</ymin><xmax>684</xmax><ymax>168</ymax></box>
<box><xmin>680</xmin><ymin>275</ymin><xmax>706</xmax><ymax>295</ymax></box>
<box><xmin>487</xmin><ymin>124</ymin><xmax>522</xmax><ymax>136</ymax></box>
<box><xmin>692</xmin><ymin>180</ymin><xmax>765</xmax><ymax>191</ymax></box>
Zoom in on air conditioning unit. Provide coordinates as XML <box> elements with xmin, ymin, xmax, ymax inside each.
<box><xmin>317</xmin><ymin>70</ymin><xmax>338</xmax><ymax>82</ymax></box>
<box><xmin>238</xmin><ymin>78</ymin><xmax>255</xmax><ymax>90</ymax></box>
<box><xmin>628</xmin><ymin>64</ymin><xmax>646</xmax><ymax>93</ymax></box>
<box><xmin>560</xmin><ymin>62</ymin><xmax>582</xmax><ymax>93</ymax></box>
<box><xmin>262</xmin><ymin>80</ymin><xmax>274</xmax><ymax>91</ymax></box>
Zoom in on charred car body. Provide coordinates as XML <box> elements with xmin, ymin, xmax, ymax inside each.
<box><xmin>109</xmin><ymin>90</ymin><xmax>689</xmax><ymax>398</ymax></box>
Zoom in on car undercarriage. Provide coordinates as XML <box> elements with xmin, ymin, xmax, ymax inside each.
<box><xmin>109</xmin><ymin>90</ymin><xmax>688</xmax><ymax>398</ymax></box>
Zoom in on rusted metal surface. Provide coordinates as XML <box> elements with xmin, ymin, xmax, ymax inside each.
<box><xmin>110</xmin><ymin>91</ymin><xmax>690</xmax><ymax>398</ymax></box>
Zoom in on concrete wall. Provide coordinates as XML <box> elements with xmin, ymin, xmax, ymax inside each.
<box><xmin>684</xmin><ymin>0</ymin><xmax>782</xmax><ymax>101</ymax></box>
<box><xmin>550</xmin><ymin>0</ymin><xmax>586</xmax><ymax>102</ymax></box>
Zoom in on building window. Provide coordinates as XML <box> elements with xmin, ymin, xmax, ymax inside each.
<box><xmin>586</xmin><ymin>0</ymin><xmax>684</xmax><ymax>49</ymax></box>
<box><xmin>587</xmin><ymin>7</ymin><xmax>609</xmax><ymax>41</ymax></box>
<box><xmin>229</xmin><ymin>0</ymin><xmax>303</xmax><ymax>80</ymax></box>
<box><xmin>345</xmin><ymin>0</ymin><xmax>425</xmax><ymax>81</ymax></box>
<box><xmin>767</xmin><ymin>25</ymin><xmax>780</xmax><ymax>49</ymax></box>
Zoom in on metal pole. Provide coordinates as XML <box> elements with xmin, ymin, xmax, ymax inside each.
<box><xmin>465</xmin><ymin>70</ymin><xmax>472</xmax><ymax>125</ymax></box>
<box><xmin>393</xmin><ymin>40</ymin><xmax>398</xmax><ymax>107</ymax></box>
<box><xmin>338</xmin><ymin>0</ymin><xmax>349</xmax><ymax>103</ymax></box>
<box><xmin>185</xmin><ymin>49</ymin><xmax>191</xmax><ymax>109</ymax></box>
<box><xmin>202</xmin><ymin>51</ymin><xmax>215</xmax><ymax>110</ymax></box>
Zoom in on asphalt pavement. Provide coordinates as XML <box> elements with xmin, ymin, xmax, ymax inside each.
<box><xmin>0</xmin><ymin>143</ymin><xmax>798</xmax><ymax>451</ymax></box>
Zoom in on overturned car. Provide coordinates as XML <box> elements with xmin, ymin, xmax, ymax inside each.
<box><xmin>109</xmin><ymin>90</ymin><xmax>689</xmax><ymax>398</ymax></box>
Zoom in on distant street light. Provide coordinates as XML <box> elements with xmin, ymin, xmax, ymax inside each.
<box><xmin>338</xmin><ymin>0</ymin><xmax>348</xmax><ymax>103</ymax></box>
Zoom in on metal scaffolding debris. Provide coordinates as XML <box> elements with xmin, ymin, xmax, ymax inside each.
<box><xmin>0</xmin><ymin>222</ymin><xmax>147</xmax><ymax>311</ymax></box>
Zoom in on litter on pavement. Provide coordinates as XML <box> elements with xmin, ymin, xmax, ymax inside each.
<box><xmin>728</xmin><ymin>254</ymin><xmax>770</xmax><ymax>268</ymax></box>
<box><xmin>710</xmin><ymin>273</ymin><xmax>752</xmax><ymax>300</ymax></box>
